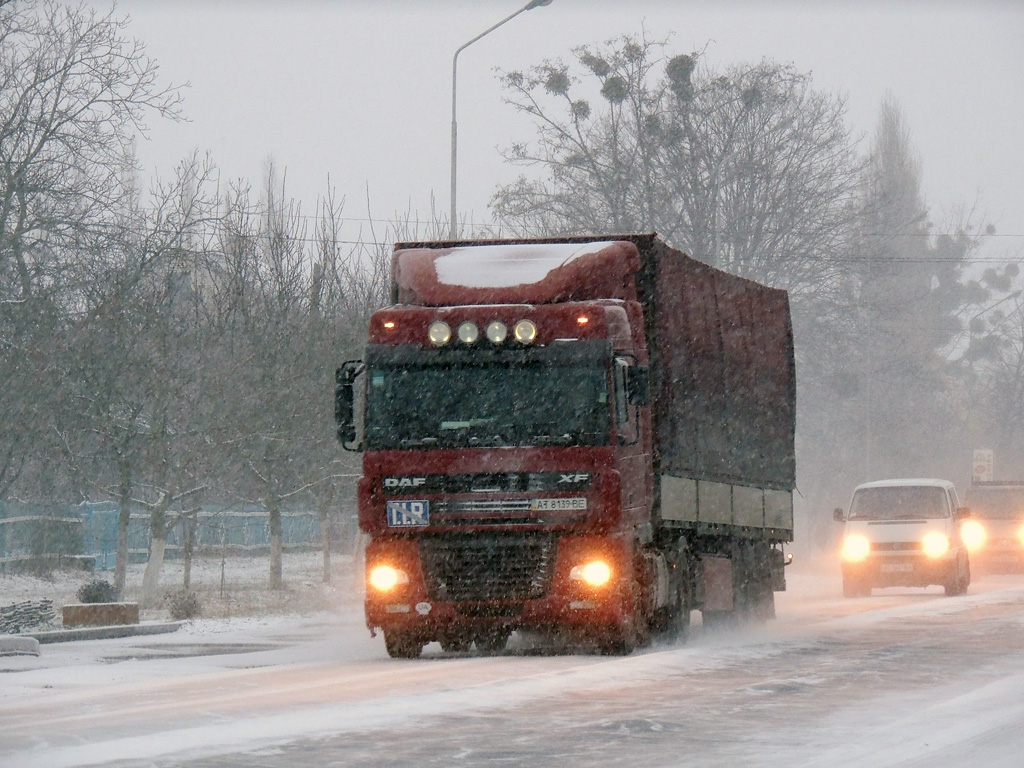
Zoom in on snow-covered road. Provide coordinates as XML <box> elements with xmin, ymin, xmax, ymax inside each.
<box><xmin>3</xmin><ymin>562</ymin><xmax>1024</xmax><ymax>767</ymax></box>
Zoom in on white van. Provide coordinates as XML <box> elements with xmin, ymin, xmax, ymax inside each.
<box><xmin>834</xmin><ymin>479</ymin><xmax>971</xmax><ymax>597</ymax></box>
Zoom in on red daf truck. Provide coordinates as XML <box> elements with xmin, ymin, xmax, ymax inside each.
<box><xmin>335</xmin><ymin>234</ymin><xmax>795</xmax><ymax>657</ymax></box>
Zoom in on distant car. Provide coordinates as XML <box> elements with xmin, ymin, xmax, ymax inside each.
<box><xmin>834</xmin><ymin>479</ymin><xmax>971</xmax><ymax>597</ymax></box>
<box><xmin>960</xmin><ymin>482</ymin><xmax>1024</xmax><ymax>573</ymax></box>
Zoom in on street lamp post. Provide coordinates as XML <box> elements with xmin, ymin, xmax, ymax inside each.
<box><xmin>449</xmin><ymin>0</ymin><xmax>553</xmax><ymax>240</ymax></box>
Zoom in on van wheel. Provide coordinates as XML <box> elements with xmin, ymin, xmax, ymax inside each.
<box><xmin>842</xmin><ymin>577</ymin><xmax>870</xmax><ymax>598</ymax></box>
<box><xmin>944</xmin><ymin>555</ymin><xmax>970</xmax><ymax>596</ymax></box>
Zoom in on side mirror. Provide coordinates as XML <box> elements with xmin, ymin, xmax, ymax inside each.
<box><xmin>833</xmin><ymin>507</ymin><xmax>846</xmax><ymax>522</ymax></box>
<box><xmin>955</xmin><ymin>506</ymin><xmax>971</xmax><ymax>520</ymax></box>
<box><xmin>627</xmin><ymin>365</ymin><xmax>650</xmax><ymax>406</ymax></box>
<box><xmin>335</xmin><ymin>360</ymin><xmax>364</xmax><ymax>450</ymax></box>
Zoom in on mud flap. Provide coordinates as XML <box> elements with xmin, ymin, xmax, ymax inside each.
<box><xmin>769</xmin><ymin>547</ymin><xmax>787</xmax><ymax>592</ymax></box>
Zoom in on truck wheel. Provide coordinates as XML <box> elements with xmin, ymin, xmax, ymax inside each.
<box><xmin>474</xmin><ymin>629</ymin><xmax>510</xmax><ymax>655</ymax></box>
<box><xmin>440</xmin><ymin>637</ymin><xmax>471</xmax><ymax>653</ymax></box>
<box><xmin>655</xmin><ymin>538</ymin><xmax>692</xmax><ymax>642</ymax></box>
<box><xmin>598</xmin><ymin>625</ymin><xmax>638</xmax><ymax>655</ymax></box>
<box><xmin>384</xmin><ymin>631</ymin><xmax>423</xmax><ymax>659</ymax></box>
<box><xmin>652</xmin><ymin>601</ymin><xmax>691</xmax><ymax>642</ymax></box>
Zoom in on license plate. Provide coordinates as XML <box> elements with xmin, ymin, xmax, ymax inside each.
<box><xmin>386</xmin><ymin>500</ymin><xmax>429</xmax><ymax>527</ymax></box>
<box><xmin>531</xmin><ymin>497</ymin><xmax>587</xmax><ymax>511</ymax></box>
<box><xmin>881</xmin><ymin>563</ymin><xmax>913</xmax><ymax>573</ymax></box>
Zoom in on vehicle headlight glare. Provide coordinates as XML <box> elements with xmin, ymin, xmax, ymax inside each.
<box><xmin>841</xmin><ymin>534</ymin><xmax>871</xmax><ymax>562</ymax></box>
<box><xmin>513</xmin><ymin>319</ymin><xmax>537</xmax><ymax>344</ymax></box>
<box><xmin>922</xmin><ymin>531</ymin><xmax>950</xmax><ymax>558</ymax></box>
<box><xmin>960</xmin><ymin>519</ymin><xmax>986</xmax><ymax>551</ymax></box>
<box><xmin>369</xmin><ymin>565</ymin><xmax>408</xmax><ymax>592</ymax></box>
<box><xmin>428</xmin><ymin>321</ymin><xmax>451</xmax><ymax>346</ymax></box>
<box><xmin>458</xmin><ymin>321</ymin><xmax>479</xmax><ymax>344</ymax></box>
<box><xmin>570</xmin><ymin>560</ymin><xmax>612</xmax><ymax>587</ymax></box>
<box><xmin>1018</xmin><ymin>524</ymin><xmax>1024</xmax><ymax>546</ymax></box>
<box><xmin>486</xmin><ymin>320</ymin><xmax>507</xmax><ymax>344</ymax></box>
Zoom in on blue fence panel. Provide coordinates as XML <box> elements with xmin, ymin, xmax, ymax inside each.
<box><xmin>1</xmin><ymin>502</ymin><xmax>333</xmax><ymax>571</ymax></box>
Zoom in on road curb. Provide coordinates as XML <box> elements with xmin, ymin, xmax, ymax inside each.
<box><xmin>16</xmin><ymin>621</ymin><xmax>185</xmax><ymax>645</ymax></box>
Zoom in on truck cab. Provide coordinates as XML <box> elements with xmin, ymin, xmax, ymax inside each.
<box><xmin>834</xmin><ymin>479</ymin><xmax>970</xmax><ymax>597</ymax></box>
<box><xmin>961</xmin><ymin>481</ymin><xmax>1024</xmax><ymax>572</ymax></box>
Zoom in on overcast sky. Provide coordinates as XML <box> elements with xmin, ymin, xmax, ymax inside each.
<box><xmin>104</xmin><ymin>0</ymin><xmax>1023</xmax><ymax>261</ymax></box>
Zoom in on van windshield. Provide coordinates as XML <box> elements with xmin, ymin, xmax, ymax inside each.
<box><xmin>849</xmin><ymin>486</ymin><xmax>949</xmax><ymax>520</ymax></box>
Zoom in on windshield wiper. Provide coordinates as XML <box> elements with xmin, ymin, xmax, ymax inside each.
<box><xmin>466</xmin><ymin>434</ymin><xmax>506</xmax><ymax>447</ymax></box>
<box><xmin>532</xmin><ymin>433</ymin><xmax>574</xmax><ymax>446</ymax></box>
<box><xmin>399</xmin><ymin>436</ymin><xmax>439</xmax><ymax>447</ymax></box>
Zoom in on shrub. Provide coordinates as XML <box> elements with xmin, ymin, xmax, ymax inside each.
<box><xmin>76</xmin><ymin>579</ymin><xmax>119</xmax><ymax>604</ymax></box>
<box><xmin>165</xmin><ymin>591</ymin><xmax>201</xmax><ymax>620</ymax></box>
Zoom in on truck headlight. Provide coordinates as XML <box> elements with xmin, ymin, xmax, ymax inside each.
<box><xmin>922</xmin><ymin>531</ymin><xmax>950</xmax><ymax>558</ymax></box>
<box><xmin>960</xmin><ymin>519</ymin><xmax>986</xmax><ymax>551</ymax></box>
<box><xmin>841</xmin><ymin>533</ymin><xmax>870</xmax><ymax>562</ymax></box>
<box><xmin>570</xmin><ymin>560</ymin><xmax>612</xmax><ymax>587</ymax></box>
<box><xmin>368</xmin><ymin>565</ymin><xmax>409</xmax><ymax>592</ymax></box>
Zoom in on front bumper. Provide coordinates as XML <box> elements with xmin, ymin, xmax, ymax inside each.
<box><xmin>364</xmin><ymin>533</ymin><xmax>635</xmax><ymax>644</ymax></box>
<box><xmin>842</xmin><ymin>551</ymin><xmax>958</xmax><ymax>589</ymax></box>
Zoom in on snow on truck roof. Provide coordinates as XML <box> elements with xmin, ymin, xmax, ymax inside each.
<box><xmin>433</xmin><ymin>241</ymin><xmax>621</xmax><ymax>288</ymax></box>
<box><xmin>391</xmin><ymin>239</ymin><xmax>641</xmax><ymax>306</ymax></box>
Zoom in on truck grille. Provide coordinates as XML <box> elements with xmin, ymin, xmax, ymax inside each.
<box><xmin>420</xmin><ymin>533</ymin><xmax>557</xmax><ymax>602</ymax></box>
<box><xmin>872</xmin><ymin>542</ymin><xmax>923</xmax><ymax>551</ymax></box>
<box><xmin>431</xmin><ymin>498</ymin><xmax>588</xmax><ymax>527</ymax></box>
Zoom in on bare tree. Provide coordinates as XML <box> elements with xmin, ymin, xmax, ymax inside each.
<box><xmin>63</xmin><ymin>153</ymin><xmax>220</xmax><ymax>592</ymax></box>
<box><xmin>492</xmin><ymin>34</ymin><xmax>862</xmax><ymax>296</ymax></box>
<box><xmin>0</xmin><ymin>0</ymin><xmax>184</xmax><ymax>514</ymax></box>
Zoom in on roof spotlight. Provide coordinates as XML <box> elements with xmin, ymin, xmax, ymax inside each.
<box><xmin>513</xmin><ymin>319</ymin><xmax>538</xmax><ymax>344</ymax></box>
<box><xmin>458</xmin><ymin>321</ymin><xmax>479</xmax><ymax>344</ymax></box>
<box><xmin>428</xmin><ymin>321</ymin><xmax>451</xmax><ymax>346</ymax></box>
<box><xmin>486</xmin><ymin>321</ymin><xmax>508</xmax><ymax>344</ymax></box>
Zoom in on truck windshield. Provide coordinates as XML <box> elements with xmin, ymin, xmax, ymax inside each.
<box><xmin>963</xmin><ymin>487</ymin><xmax>1024</xmax><ymax>519</ymax></box>
<box><xmin>365</xmin><ymin>361</ymin><xmax>610</xmax><ymax>449</ymax></box>
<box><xmin>848</xmin><ymin>486</ymin><xmax>949</xmax><ymax>520</ymax></box>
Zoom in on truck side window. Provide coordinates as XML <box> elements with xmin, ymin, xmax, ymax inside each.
<box><xmin>613</xmin><ymin>358</ymin><xmax>637</xmax><ymax>444</ymax></box>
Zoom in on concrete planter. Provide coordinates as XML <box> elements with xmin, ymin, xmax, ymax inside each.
<box><xmin>62</xmin><ymin>602</ymin><xmax>139</xmax><ymax>628</ymax></box>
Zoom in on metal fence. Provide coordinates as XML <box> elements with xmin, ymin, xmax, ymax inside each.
<box><xmin>0</xmin><ymin>501</ymin><xmax>359</xmax><ymax>572</ymax></box>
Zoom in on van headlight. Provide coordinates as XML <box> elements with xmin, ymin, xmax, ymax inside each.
<box><xmin>841</xmin><ymin>534</ymin><xmax>871</xmax><ymax>562</ymax></box>
<box><xmin>922</xmin><ymin>531</ymin><xmax>950</xmax><ymax>558</ymax></box>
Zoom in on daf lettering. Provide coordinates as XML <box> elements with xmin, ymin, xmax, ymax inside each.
<box><xmin>384</xmin><ymin>476</ymin><xmax>427</xmax><ymax>489</ymax></box>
